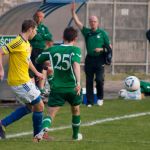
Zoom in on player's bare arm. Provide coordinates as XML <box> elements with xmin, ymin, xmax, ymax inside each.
<box><xmin>43</xmin><ymin>61</ymin><xmax>53</xmax><ymax>76</ymax></box>
<box><xmin>0</xmin><ymin>48</ymin><xmax>5</xmax><ymax>81</ymax></box>
<box><xmin>71</xmin><ymin>1</ymin><xmax>83</xmax><ymax>30</ymax></box>
<box><xmin>73</xmin><ymin>62</ymin><xmax>81</xmax><ymax>95</ymax></box>
<box><xmin>29</xmin><ymin>61</ymin><xmax>44</xmax><ymax>80</ymax></box>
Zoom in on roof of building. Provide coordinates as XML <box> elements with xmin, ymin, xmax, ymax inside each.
<box><xmin>0</xmin><ymin>2</ymin><xmax>41</xmax><ymax>35</ymax></box>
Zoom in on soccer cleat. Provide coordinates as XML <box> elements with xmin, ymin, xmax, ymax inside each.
<box><xmin>73</xmin><ymin>133</ymin><xmax>83</xmax><ymax>141</ymax></box>
<box><xmin>43</xmin><ymin>127</ymin><xmax>49</xmax><ymax>132</ymax></box>
<box><xmin>97</xmin><ymin>99</ymin><xmax>103</xmax><ymax>106</ymax></box>
<box><xmin>33</xmin><ymin>137</ymin><xmax>40</xmax><ymax>143</ymax></box>
<box><xmin>42</xmin><ymin>132</ymin><xmax>54</xmax><ymax>141</ymax></box>
<box><xmin>43</xmin><ymin>132</ymin><xmax>49</xmax><ymax>140</ymax></box>
<box><xmin>42</xmin><ymin>128</ymin><xmax>49</xmax><ymax>140</ymax></box>
<box><xmin>33</xmin><ymin>132</ymin><xmax>44</xmax><ymax>142</ymax></box>
<box><xmin>0</xmin><ymin>123</ymin><xmax>6</xmax><ymax>139</ymax></box>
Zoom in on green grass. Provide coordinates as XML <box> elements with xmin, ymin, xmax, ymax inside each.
<box><xmin>1</xmin><ymin>98</ymin><xmax>150</xmax><ymax>150</ymax></box>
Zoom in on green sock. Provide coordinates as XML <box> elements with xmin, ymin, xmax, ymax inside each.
<box><xmin>42</xmin><ymin>116</ymin><xmax>52</xmax><ymax>129</ymax></box>
<box><xmin>40</xmin><ymin>89</ymin><xmax>46</xmax><ymax>94</ymax></box>
<box><xmin>72</xmin><ymin>115</ymin><xmax>81</xmax><ymax>139</ymax></box>
<box><xmin>47</xmin><ymin>75</ymin><xmax>53</xmax><ymax>85</ymax></box>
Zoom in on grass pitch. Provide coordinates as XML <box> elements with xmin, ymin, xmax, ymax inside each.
<box><xmin>1</xmin><ymin>98</ymin><xmax>150</xmax><ymax>150</ymax></box>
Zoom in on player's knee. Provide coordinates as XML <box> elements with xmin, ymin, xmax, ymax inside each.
<box><xmin>72</xmin><ymin>106</ymin><xmax>80</xmax><ymax>115</ymax></box>
<box><xmin>32</xmin><ymin>98</ymin><xmax>44</xmax><ymax>112</ymax></box>
<box><xmin>38</xmin><ymin>101</ymin><xmax>44</xmax><ymax>111</ymax></box>
<box><xmin>33</xmin><ymin>104</ymin><xmax>44</xmax><ymax>112</ymax></box>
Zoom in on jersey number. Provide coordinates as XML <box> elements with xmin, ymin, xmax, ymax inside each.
<box><xmin>54</xmin><ymin>53</ymin><xmax>71</xmax><ymax>70</ymax></box>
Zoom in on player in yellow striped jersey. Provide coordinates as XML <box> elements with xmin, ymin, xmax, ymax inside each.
<box><xmin>0</xmin><ymin>20</ymin><xmax>44</xmax><ymax>142</ymax></box>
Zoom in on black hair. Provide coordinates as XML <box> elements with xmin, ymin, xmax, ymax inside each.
<box><xmin>22</xmin><ymin>20</ymin><xmax>36</xmax><ymax>33</ymax></box>
<box><xmin>63</xmin><ymin>26</ymin><xmax>78</xmax><ymax>42</ymax></box>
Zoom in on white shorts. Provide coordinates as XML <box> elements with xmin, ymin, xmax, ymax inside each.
<box><xmin>11</xmin><ymin>80</ymin><xmax>41</xmax><ymax>104</ymax></box>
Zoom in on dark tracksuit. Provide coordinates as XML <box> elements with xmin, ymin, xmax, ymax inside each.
<box><xmin>81</xmin><ymin>26</ymin><xmax>110</xmax><ymax>105</ymax></box>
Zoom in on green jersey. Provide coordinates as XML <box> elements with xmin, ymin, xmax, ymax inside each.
<box><xmin>30</xmin><ymin>23</ymin><xmax>53</xmax><ymax>50</ymax></box>
<box><xmin>36</xmin><ymin>44</ymin><xmax>81</xmax><ymax>92</ymax></box>
<box><xmin>140</xmin><ymin>80</ymin><xmax>150</xmax><ymax>93</ymax></box>
<box><xmin>81</xmin><ymin>26</ymin><xmax>110</xmax><ymax>56</ymax></box>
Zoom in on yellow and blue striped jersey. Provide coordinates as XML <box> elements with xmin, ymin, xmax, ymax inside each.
<box><xmin>2</xmin><ymin>35</ymin><xmax>31</xmax><ymax>86</ymax></box>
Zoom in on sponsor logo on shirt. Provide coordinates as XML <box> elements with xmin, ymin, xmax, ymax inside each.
<box><xmin>97</xmin><ymin>34</ymin><xmax>101</xmax><ymax>38</ymax></box>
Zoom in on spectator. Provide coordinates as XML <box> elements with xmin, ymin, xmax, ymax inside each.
<box><xmin>71</xmin><ymin>2</ymin><xmax>111</xmax><ymax>107</ymax></box>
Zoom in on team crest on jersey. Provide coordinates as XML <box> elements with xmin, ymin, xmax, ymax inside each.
<box><xmin>42</xmin><ymin>27</ymin><xmax>45</xmax><ymax>31</ymax></box>
<box><xmin>97</xmin><ymin>34</ymin><xmax>101</xmax><ymax>38</ymax></box>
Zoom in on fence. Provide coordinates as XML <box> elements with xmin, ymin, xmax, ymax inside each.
<box><xmin>72</xmin><ymin>0</ymin><xmax>150</xmax><ymax>74</ymax></box>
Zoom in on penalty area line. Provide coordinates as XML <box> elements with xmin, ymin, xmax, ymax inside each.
<box><xmin>6</xmin><ymin>111</ymin><xmax>150</xmax><ymax>139</ymax></box>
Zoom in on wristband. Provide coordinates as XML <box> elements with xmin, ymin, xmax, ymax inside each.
<box><xmin>77</xmin><ymin>82</ymin><xmax>80</xmax><ymax>86</ymax></box>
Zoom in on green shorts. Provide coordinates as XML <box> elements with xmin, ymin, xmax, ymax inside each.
<box><xmin>48</xmin><ymin>90</ymin><xmax>82</xmax><ymax>107</ymax></box>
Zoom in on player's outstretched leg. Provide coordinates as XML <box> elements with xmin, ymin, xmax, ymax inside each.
<box><xmin>0</xmin><ymin>122</ymin><xmax>6</xmax><ymax>139</ymax></box>
<box><xmin>38</xmin><ymin>107</ymin><xmax>59</xmax><ymax>140</ymax></box>
<box><xmin>32</xmin><ymin>98</ymin><xmax>44</xmax><ymax>142</ymax></box>
<box><xmin>0</xmin><ymin>105</ymin><xmax>31</xmax><ymax>139</ymax></box>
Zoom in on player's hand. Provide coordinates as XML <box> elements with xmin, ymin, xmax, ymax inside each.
<box><xmin>44</xmin><ymin>61</ymin><xmax>51</xmax><ymax>67</ymax></box>
<box><xmin>0</xmin><ymin>66</ymin><xmax>4</xmax><ymax>81</ymax></box>
<box><xmin>36</xmin><ymin>72</ymin><xmax>44</xmax><ymax>81</ymax></box>
<box><xmin>47</xmin><ymin>67</ymin><xmax>53</xmax><ymax>76</ymax></box>
<box><xmin>75</xmin><ymin>84</ymin><xmax>81</xmax><ymax>96</ymax></box>
<box><xmin>43</xmin><ymin>61</ymin><xmax>53</xmax><ymax>76</ymax></box>
<box><xmin>71</xmin><ymin>0</ymin><xmax>76</xmax><ymax>12</ymax></box>
<box><xmin>94</xmin><ymin>48</ymin><xmax>103</xmax><ymax>52</ymax></box>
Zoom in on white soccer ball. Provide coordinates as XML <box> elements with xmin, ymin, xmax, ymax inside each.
<box><xmin>118</xmin><ymin>89</ymin><xmax>127</xmax><ymax>98</ymax></box>
<box><xmin>124</xmin><ymin>76</ymin><xmax>140</xmax><ymax>91</ymax></box>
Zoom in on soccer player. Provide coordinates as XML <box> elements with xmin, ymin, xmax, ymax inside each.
<box><xmin>119</xmin><ymin>79</ymin><xmax>150</xmax><ymax>100</ymax></box>
<box><xmin>36</xmin><ymin>26</ymin><xmax>83</xmax><ymax>141</ymax></box>
<box><xmin>0</xmin><ymin>20</ymin><xmax>44</xmax><ymax>141</ymax></box>
<box><xmin>29</xmin><ymin>11</ymin><xmax>53</xmax><ymax>98</ymax></box>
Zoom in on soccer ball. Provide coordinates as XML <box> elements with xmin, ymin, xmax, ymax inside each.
<box><xmin>124</xmin><ymin>76</ymin><xmax>140</xmax><ymax>91</ymax></box>
<box><xmin>118</xmin><ymin>89</ymin><xmax>127</xmax><ymax>98</ymax></box>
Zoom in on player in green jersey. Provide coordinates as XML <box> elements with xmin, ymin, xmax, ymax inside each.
<box><xmin>29</xmin><ymin>11</ymin><xmax>53</xmax><ymax>97</ymax></box>
<box><xmin>140</xmin><ymin>80</ymin><xmax>150</xmax><ymax>96</ymax></box>
<box><xmin>119</xmin><ymin>80</ymin><xmax>150</xmax><ymax>100</ymax></box>
<box><xmin>36</xmin><ymin>26</ymin><xmax>83</xmax><ymax>141</ymax></box>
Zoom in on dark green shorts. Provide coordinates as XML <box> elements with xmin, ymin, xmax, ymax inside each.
<box><xmin>48</xmin><ymin>90</ymin><xmax>82</xmax><ymax>107</ymax></box>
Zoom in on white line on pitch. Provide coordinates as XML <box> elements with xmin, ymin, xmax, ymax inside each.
<box><xmin>6</xmin><ymin>112</ymin><xmax>150</xmax><ymax>139</ymax></box>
